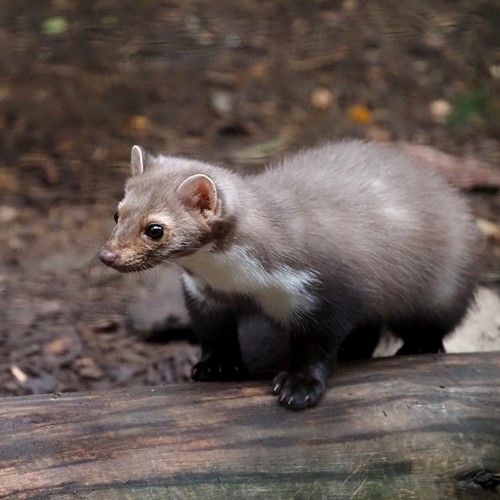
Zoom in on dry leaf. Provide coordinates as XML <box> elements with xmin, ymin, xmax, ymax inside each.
<box><xmin>130</xmin><ymin>115</ymin><xmax>150</xmax><ymax>131</ymax></box>
<box><xmin>347</xmin><ymin>105</ymin><xmax>373</xmax><ymax>125</ymax></box>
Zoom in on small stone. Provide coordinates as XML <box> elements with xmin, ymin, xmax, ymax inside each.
<box><xmin>74</xmin><ymin>358</ymin><xmax>104</xmax><ymax>380</ymax></box>
<box><xmin>429</xmin><ymin>99</ymin><xmax>451</xmax><ymax>123</ymax></box>
<box><xmin>210</xmin><ymin>90</ymin><xmax>234</xmax><ymax>117</ymax></box>
<box><xmin>310</xmin><ymin>87</ymin><xmax>333</xmax><ymax>109</ymax></box>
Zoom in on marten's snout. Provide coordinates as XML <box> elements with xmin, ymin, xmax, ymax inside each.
<box><xmin>99</xmin><ymin>249</ymin><xmax>117</xmax><ymax>266</ymax></box>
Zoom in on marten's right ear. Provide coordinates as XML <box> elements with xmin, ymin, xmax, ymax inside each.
<box><xmin>131</xmin><ymin>145</ymin><xmax>144</xmax><ymax>176</ymax></box>
<box><xmin>177</xmin><ymin>174</ymin><xmax>218</xmax><ymax>216</ymax></box>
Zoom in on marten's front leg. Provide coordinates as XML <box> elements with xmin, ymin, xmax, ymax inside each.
<box><xmin>182</xmin><ymin>283</ymin><xmax>247</xmax><ymax>381</ymax></box>
<box><xmin>273</xmin><ymin>296</ymin><xmax>360</xmax><ymax>410</ymax></box>
<box><xmin>190</xmin><ymin>310</ymin><xmax>247</xmax><ymax>381</ymax></box>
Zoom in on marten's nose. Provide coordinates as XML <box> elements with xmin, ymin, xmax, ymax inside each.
<box><xmin>99</xmin><ymin>249</ymin><xmax>117</xmax><ymax>266</ymax></box>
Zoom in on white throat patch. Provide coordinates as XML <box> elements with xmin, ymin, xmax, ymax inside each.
<box><xmin>178</xmin><ymin>245</ymin><xmax>318</xmax><ymax>324</ymax></box>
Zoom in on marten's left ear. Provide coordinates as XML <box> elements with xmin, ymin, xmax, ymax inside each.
<box><xmin>131</xmin><ymin>145</ymin><xmax>144</xmax><ymax>176</ymax></box>
<box><xmin>177</xmin><ymin>174</ymin><xmax>218</xmax><ymax>215</ymax></box>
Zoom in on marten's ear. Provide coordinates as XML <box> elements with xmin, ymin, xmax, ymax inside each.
<box><xmin>131</xmin><ymin>145</ymin><xmax>144</xmax><ymax>176</ymax></box>
<box><xmin>177</xmin><ymin>174</ymin><xmax>218</xmax><ymax>215</ymax></box>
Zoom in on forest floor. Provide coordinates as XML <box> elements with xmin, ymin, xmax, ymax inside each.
<box><xmin>1</xmin><ymin>0</ymin><xmax>499</xmax><ymax>396</ymax></box>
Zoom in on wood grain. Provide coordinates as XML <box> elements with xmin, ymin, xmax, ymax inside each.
<box><xmin>0</xmin><ymin>353</ymin><xmax>499</xmax><ymax>499</ymax></box>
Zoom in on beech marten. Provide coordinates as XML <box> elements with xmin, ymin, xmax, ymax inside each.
<box><xmin>100</xmin><ymin>141</ymin><xmax>479</xmax><ymax>410</ymax></box>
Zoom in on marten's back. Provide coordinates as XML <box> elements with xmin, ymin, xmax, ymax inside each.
<box><xmin>248</xmin><ymin>140</ymin><xmax>479</xmax><ymax>322</ymax></box>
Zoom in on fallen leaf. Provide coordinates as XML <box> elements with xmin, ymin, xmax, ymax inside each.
<box><xmin>130</xmin><ymin>115</ymin><xmax>150</xmax><ymax>131</ymax></box>
<box><xmin>347</xmin><ymin>105</ymin><xmax>373</xmax><ymax>125</ymax></box>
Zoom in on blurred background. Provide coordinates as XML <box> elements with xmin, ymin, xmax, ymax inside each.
<box><xmin>1</xmin><ymin>0</ymin><xmax>499</xmax><ymax>396</ymax></box>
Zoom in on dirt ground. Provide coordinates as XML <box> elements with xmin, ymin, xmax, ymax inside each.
<box><xmin>1</xmin><ymin>0</ymin><xmax>499</xmax><ymax>397</ymax></box>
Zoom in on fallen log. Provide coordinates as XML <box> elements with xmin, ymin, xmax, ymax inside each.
<box><xmin>399</xmin><ymin>142</ymin><xmax>500</xmax><ymax>191</ymax></box>
<box><xmin>0</xmin><ymin>353</ymin><xmax>499</xmax><ymax>499</ymax></box>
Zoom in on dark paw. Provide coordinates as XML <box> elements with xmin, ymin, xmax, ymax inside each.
<box><xmin>272</xmin><ymin>370</ymin><xmax>327</xmax><ymax>410</ymax></box>
<box><xmin>191</xmin><ymin>357</ymin><xmax>248</xmax><ymax>381</ymax></box>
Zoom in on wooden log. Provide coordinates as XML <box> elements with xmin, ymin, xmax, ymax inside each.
<box><xmin>0</xmin><ymin>353</ymin><xmax>498</xmax><ymax>499</ymax></box>
<box><xmin>399</xmin><ymin>142</ymin><xmax>500</xmax><ymax>191</ymax></box>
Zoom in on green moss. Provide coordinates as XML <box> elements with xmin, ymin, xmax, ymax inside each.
<box><xmin>446</xmin><ymin>90</ymin><xmax>489</xmax><ymax>127</ymax></box>
<box><xmin>41</xmin><ymin>16</ymin><xmax>68</xmax><ymax>36</ymax></box>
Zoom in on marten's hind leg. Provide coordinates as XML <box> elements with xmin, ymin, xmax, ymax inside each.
<box><xmin>338</xmin><ymin>323</ymin><xmax>382</xmax><ymax>361</ymax></box>
<box><xmin>390</xmin><ymin>318</ymin><xmax>446</xmax><ymax>355</ymax></box>
<box><xmin>389</xmin><ymin>309</ymin><xmax>468</xmax><ymax>355</ymax></box>
<box><xmin>389</xmin><ymin>288</ymin><xmax>475</xmax><ymax>355</ymax></box>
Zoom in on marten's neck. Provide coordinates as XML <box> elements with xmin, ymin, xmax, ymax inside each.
<box><xmin>178</xmin><ymin>242</ymin><xmax>319</xmax><ymax>325</ymax></box>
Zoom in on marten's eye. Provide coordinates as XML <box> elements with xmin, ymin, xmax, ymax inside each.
<box><xmin>145</xmin><ymin>224</ymin><xmax>164</xmax><ymax>239</ymax></box>
<box><xmin>114</xmin><ymin>212</ymin><xmax>119</xmax><ymax>223</ymax></box>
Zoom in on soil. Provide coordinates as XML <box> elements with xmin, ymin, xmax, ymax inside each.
<box><xmin>1</xmin><ymin>0</ymin><xmax>499</xmax><ymax>397</ymax></box>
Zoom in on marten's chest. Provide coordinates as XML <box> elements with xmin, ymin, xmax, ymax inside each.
<box><xmin>178</xmin><ymin>245</ymin><xmax>318</xmax><ymax>324</ymax></box>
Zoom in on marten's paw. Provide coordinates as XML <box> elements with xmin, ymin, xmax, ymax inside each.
<box><xmin>272</xmin><ymin>370</ymin><xmax>327</xmax><ymax>410</ymax></box>
<box><xmin>192</xmin><ymin>356</ymin><xmax>248</xmax><ymax>381</ymax></box>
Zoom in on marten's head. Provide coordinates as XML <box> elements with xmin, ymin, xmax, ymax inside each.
<box><xmin>99</xmin><ymin>146</ymin><xmax>230</xmax><ymax>272</ymax></box>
